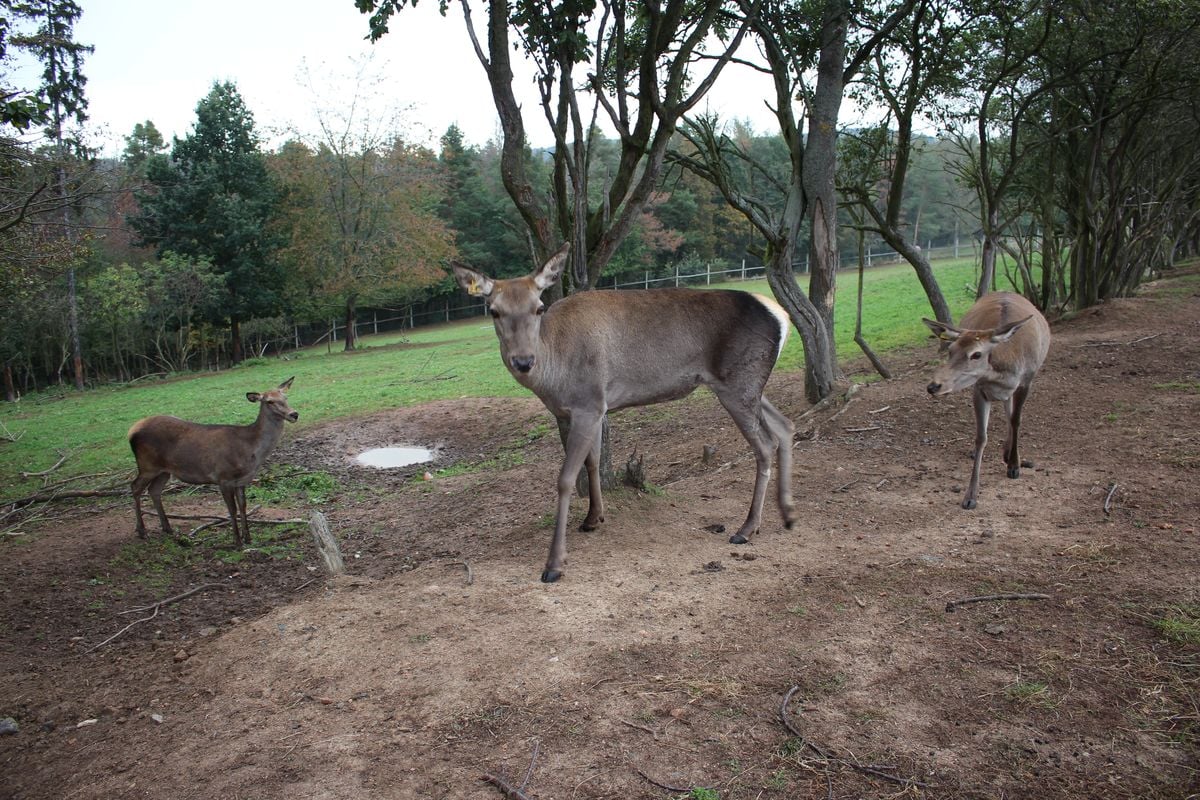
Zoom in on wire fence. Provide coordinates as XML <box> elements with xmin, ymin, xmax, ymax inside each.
<box><xmin>308</xmin><ymin>240</ymin><xmax>975</xmax><ymax>348</ymax></box>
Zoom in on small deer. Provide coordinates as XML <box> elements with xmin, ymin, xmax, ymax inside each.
<box><xmin>923</xmin><ymin>293</ymin><xmax>1051</xmax><ymax>509</ymax></box>
<box><xmin>454</xmin><ymin>245</ymin><xmax>797</xmax><ymax>583</ymax></box>
<box><xmin>129</xmin><ymin>377</ymin><xmax>299</xmax><ymax>547</ymax></box>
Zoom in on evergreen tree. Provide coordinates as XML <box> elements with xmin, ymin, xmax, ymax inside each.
<box><xmin>130</xmin><ymin>82</ymin><xmax>284</xmax><ymax>363</ymax></box>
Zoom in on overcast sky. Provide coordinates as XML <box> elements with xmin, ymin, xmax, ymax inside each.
<box><xmin>61</xmin><ymin>0</ymin><xmax>784</xmax><ymax>158</ymax></box>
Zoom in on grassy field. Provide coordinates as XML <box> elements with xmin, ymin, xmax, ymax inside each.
<box><xmin>0</xmin><ymin>258</ymin><xmax>981</xmax><ymax>499</ymax></box>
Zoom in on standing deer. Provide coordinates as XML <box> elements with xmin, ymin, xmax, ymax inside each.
<box><xmin>453</xmin><ymin>245</ymin><xmax>798</xmax><ymax>583</ymax></box>
<box><xmin>923</xmin><ymin>293</ymin><xmax>1051</xmax><ymax>509</ymax></box>
<box><xmin>129</xmin><ymin>377</ymin><xmax>299</xmax><ymax>547</ymax></box>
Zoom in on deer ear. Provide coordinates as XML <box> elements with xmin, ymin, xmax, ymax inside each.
<box><xmin>990</xmin><ymin>315</ymin><xmax>1033</xmax><ymax>343</ymax></box>
<box><xmin>532</xmin><ymin>242</ymin><xmax>570</xmax><ymax>291</ymax></box>
<box><xmin>452</xmin><ymin>263</ymin><xmax>494</xmax><ymax>298</ymax></box>
<box><xmin>278</xmin><ymin>376</ymin><xmax>294</xmax><ymax>391</ymax></box>
<box><xmin>247</xmin><ymin>392</ymin><xmax>262</xmax><ymax>403</ymax></box>
<box><xmin>922</xmin><ymin>317</ymin><xmax>961</xmax><ymax>341</ymax></box>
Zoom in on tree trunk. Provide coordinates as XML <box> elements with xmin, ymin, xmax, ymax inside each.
<box><xmin>344</xmin><ymin>294</ymin><xmax>358</xmax><ymax>352</ymax></box>
<box><xmin>765</xmin><ymin>244</ymin><xmax>836</xmax><ymax>404</ymax></box>
<box><xmin>880</xmin><ymin>224</ymin><xmax>953</xmax><ymax>323</ymax></box>
<box><xmin>67</xmin><ymin>266</ymin><xmax>83</xmax><ymax>390</ymax></box>
<box><xmin>231</xmin><ymin>317</ymin><xmax>243</xmax><ymax>364</ymax></box>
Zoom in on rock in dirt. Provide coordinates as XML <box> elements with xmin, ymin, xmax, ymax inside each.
<box><xmin>0</xmin><ymin>717</ymin><xmax>17</xmax><ymax>735</ymax></box>
<box><xmin>173</xmin><ymin>649</ymin><xmax>189</xmax><ymax>663</ymax></box>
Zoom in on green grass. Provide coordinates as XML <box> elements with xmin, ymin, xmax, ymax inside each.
<box><xmin>1153</xmin><ymin>606</ymin><xmax>1200</xmax><ymax>646</ymax></box>
<box><xmin>0</xmin><ymin>257</ymin><xmax>981</xmax><ymax>501</ymax></box>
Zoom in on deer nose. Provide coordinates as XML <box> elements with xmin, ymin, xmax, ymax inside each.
<box><xmin>511</xmin><ymin>356</ymin><xmax>535</xmax><ymax>373</ymax></box>
<box><xmin>927</xmin><ymin>381</ymin><xmax>941</xmax><ymax>395</ymax></box>
<box><xmin>287</xmin><ymin>411</ymin><xmax>299</xmax><ymax>422</ymax></box>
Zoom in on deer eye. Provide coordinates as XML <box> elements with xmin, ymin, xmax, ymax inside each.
<box><xmin>969</xmin><ymin>351</ymin><xmax>983</xmax><ymax>360</ymax></box>
<box><xmin>535</xmin><ymin>305</ymin><xmax>546</xmax><ymax>316</ymax></box>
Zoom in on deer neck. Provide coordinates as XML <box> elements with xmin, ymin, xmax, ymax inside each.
<box><xmin>248</xmin><ymin>406</ymin><xmax>286</xmax><ymax>466</ymax></box>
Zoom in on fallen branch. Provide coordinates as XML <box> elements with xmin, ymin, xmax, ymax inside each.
<box><xmin>0</xmin><ymin>420</ymin><xmax>23</xmax><ymax>442</ymax></box>
<box><xmin>6</xmin><ymin>487</ymin><xmax>127</xmax><ymax>508</ymax></box>
<box><xmin>634</xmin><ymin>768</ymin><xmax>710</xmax><ymax>794</ymax></box>
<box><xmin>118</xmin><ymin>582</ymin><xmax>225</xmax><ymax>615</ymax></box>
<box><xmin>944</xmin><ymin>593</ymin><xmax>1051</xmax><ymax>613</ymax></box>
<box><xmin>21</xmin><ymin>449</ymin><xmax>73</xmax><ymax>479</ymax></box>
<box><xmin>480</xmin><ymin>773</ymin><xmax>533</xmax><ymax>800</ymax></box>
<box><xmin>482</xmin><ymin>738</ymin><xmax>540</xmax><ymax>799</ymax></box>
<box><xmin>88</xmin><ymin>606</ymin><xmax>159</xmax><ymax>652</ymax></box>
<box><xmin>520</xmin><ymin>739</ymin><xmax>540</xmax><ymax>792</ymax></box>
<box><xmin>843</xmin><ymin>425</ymin><xmax>881</xmax><ymax>433</ymax></box>
<box><xmin>1103</xmin><ymin>483</ymin><xmax>1119</xmax><ymax>515</ymax></box>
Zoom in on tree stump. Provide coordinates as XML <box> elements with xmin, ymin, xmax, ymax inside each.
<box><xmin>309</xmin><ymin>512</ymin><xmax>345</xmax><ymax>575</ymax></box>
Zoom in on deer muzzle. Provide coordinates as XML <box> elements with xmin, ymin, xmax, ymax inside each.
<box><xmin>511</xmin><ymin>356</ymin><xmax>535</xmax><ymax>373</ymax></box>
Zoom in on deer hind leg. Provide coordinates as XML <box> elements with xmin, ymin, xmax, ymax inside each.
<box><xmin>1003</xmin><ymin>384</ymin><xmax>1030</xmax><ymax>479</ymax></box>
<box><xmin>580</xmin><ymin>423</ymin><xmax>605</xmax><ymax>531</ymax></box>
<box><xmin>963</xmin><ymin>387</ymin><xmax>992</xmax><ymax>510</ymax></box>
<box><xmin>130</xmin><ymin>472</ymin><xmax>156</xmax><ymax>538</ymax></box>
<box><xmin>219</xmin><ymin>485</ymin><xmax>242</xmax><ymax>548</ymax></box>
<box><xmin>545</xmin><ymin>412</ymin><xmax>604</xmax><ymax>583</ymax></box>
<box><xmin>759</xmin><ymin>396</ymin><xmax>797</xmax><ymax>529</ymax></box>
<box><xmin>713</xmin><ymin>386</ymin><xmax>775</xmax><ymax>545</ymax></box>
<box><xmin>146</xmin><ymin>472</ymin><xmax>173</xmax><ymax>535</ymax></box>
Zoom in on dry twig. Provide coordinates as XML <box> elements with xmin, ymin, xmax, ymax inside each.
<box><xmin>118</xmin><ymin>582</ymin><xmax>225</xmax><ymax>615</ymax></box>
<box><xmin>634</xmin><ymin>768</ymin><xmax>710</xmax><ymax>794</ymax></box>
<box><xmin>445</xmin><ymin>560</ymin><xmax>475</xmax><ymax>586</ymax></box>
<box><xmin>88</xmin><ymin>606</ymin><xmax>159</xmax><ymax>652</ymax></box>
<box><xmin>481</xmin><ymin>773</ymin><xmax>533</xmax><ymax>800</ymax></box>
<box><xmin>1103</xmin><ymin>483</ymin><xmax>1119</xmax><ymax>515</ymax></box>
<box><xmin>779</xmin><ymin>685</ymin><xmax>931</xmax><ymax>790</ymax></box>
<box><xmin>1076</xmin><ymin>332</ymin><xmax>1163</xmax><ymax>347</ymax></box>
<box><xmin>945</xmin><ymin>593</ymin><xmax>1051</xmax><ymax>612</ymax></box>
<box><xmin>21</xmin><ymin>449</ymin><xmax>73</xmax><ymax>479</ymax></box>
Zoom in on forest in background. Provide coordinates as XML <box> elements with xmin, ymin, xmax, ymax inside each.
<box><xmin>3</xmin><ymin>0</ymin><xmax>1199</xmax><ymax>400</ymax></box>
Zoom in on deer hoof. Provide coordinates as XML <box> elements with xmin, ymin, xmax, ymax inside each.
<box><xmin>541</xmin><ymin>568</ymin><xmax>563</xmax><ymax>583</ymax></box>
<box><xmin>729</xmin><ymin>533</ymin><xmax>750</xmax><ymax>545</ymax></box>
<box><xmin>1007</xmin><ymin>466</ymin><xmax>1020</xmax><ymax>479</ymax></box>
<box><xmin>580</xmin><ymin>515</ymin><xmax>604</xmax><ymax>532</ymax></box>
<box><xmin>961</xmin><ymin>497</ymin><xmax>977</xmax><ymax>510</ymax></box>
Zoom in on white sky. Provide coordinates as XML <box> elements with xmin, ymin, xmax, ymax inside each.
<box><xmin>62</xmin><ymin>0</ymin><xmax>785</xmax><ymax>158</ymax></box>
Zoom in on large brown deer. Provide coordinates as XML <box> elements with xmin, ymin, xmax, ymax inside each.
<box><xmin>453</xmin><ymin>245</ymin><xmax>798</xmax><ymax>583</ymax></box>
<box><xmin>923</xmin><ymin>292</ymin><xmax>1051</xmax><ymax>509</ymax></box>
<box><xmin>129</xmin><ymin>377</ymin><xmax>299</xmax><ymax>547</ymax></box>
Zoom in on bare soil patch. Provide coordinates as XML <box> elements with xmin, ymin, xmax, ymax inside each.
<box><xmin>2</xmin><ymin>275</ymin><xmax>1198</xmax><ymax>799</ymax></box>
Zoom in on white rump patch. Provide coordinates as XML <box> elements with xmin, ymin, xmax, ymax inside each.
<box><xmin>751</xmin><ymin>293</ymin><xmax>791</xmax><ymax>363</ymax></box>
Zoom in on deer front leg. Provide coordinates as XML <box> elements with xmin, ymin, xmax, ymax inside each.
<box><xmin>1003</xmin><ymin>385</ymin><xmax>1029</xmax><ymax>479</ymax></box>
<box><xmin>220</xmin><ymin>485</ymin><xmax>242</xmax><ymax>548</ymax></box>
<box><xmin>963</xmin><ymin>388</ymin><xmax>992</xmax><ymax>510</ymax></box>
<box><xmin>236</xmin><ymin>486</ymin><xmax>252</xmax><ymax>547</ymax></box>
<box><xmin>580</xmin><ymin>422</ymin><xmax>605</xmax><ymax>531</ymax></box>
<box><xmin>544</xmin><ymin>413</ymin><xmax>604</xmax><ymax>583</ymax></box>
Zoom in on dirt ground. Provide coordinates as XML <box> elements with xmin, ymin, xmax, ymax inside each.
<box><xmin>1</xmin><ymin>274</ymin><xmax>1198</xmax><ymax>800</ymax></box>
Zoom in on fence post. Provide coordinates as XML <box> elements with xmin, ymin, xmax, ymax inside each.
<box><xmin>330</xmin><ymin>319</ymin><xmax>337</xmax><ymax>343</ymax></box>
<box><xmin>373</xmin><ymin>312</ymin><xmax>378</xmax><ymax>336</ymax></box>
<box><xmin>644</xmin><ymin>270</ymin><xmax>649</xmax><ymax>289</ymax></box>
<box><xmin>445</xmin><ymin>300</ymin><xmax>450</xmax><ymax>323</ymax></box>
<box><xmin>706</xmin><ymin>262</ymin><xmax>711</xmax><ymax>285</ymax></box>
